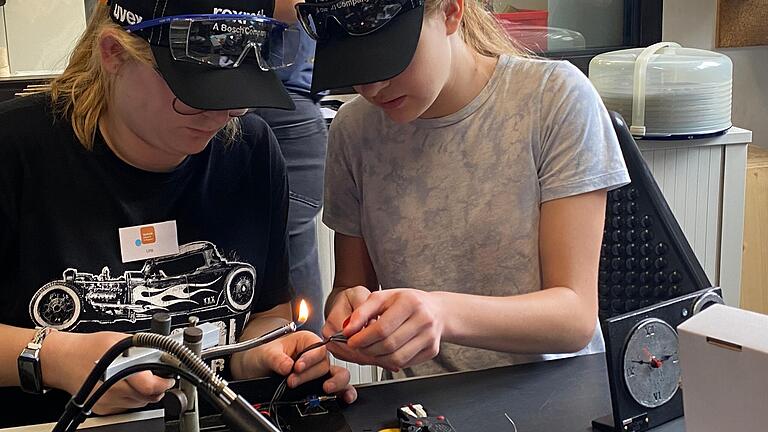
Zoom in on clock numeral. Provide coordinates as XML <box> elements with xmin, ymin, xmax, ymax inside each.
<box><xmin>626</xmin><ymin>366</ymin><xmax>636</xmax><ymax>377</ymax></box>
<box><xmin>645</xmin><ymin>324</ymin><xmax>656</xmax><ymax>337</ymax></box>
<box><xmin>653</xmin><ymin>391</ymin><xmax>662</xmax><ymax>401</ymax></box>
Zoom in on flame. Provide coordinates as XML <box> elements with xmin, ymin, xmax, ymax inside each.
<box><xmin>297</xmin><ymin>299</ymin><xmax>309</xmax><ymax>326</ymax></box>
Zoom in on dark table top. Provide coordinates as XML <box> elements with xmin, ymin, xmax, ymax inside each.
<box><xmin>3</xmin><ymin>353</ymin><xmax>687</xmax><ymax>432</ymax></box>
<box><xmin>342</xmin><ymin>353</ymin><xmax>685</xmax><ymax>432</ymax></box>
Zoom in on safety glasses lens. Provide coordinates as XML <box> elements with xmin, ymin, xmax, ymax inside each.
<box><xmin>297</xmin><ymin>0</ymin><xmax>404</xmax><ymax>39</ymax></box>
<box><xmin>169</xmin><ymin>18</ymin><xmax>298</xmax><ymax>70</ymax></box>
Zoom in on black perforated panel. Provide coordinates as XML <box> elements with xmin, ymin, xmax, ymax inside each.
<box><xmin>598</xmin><ymin>113</ymin><xmax>712</xmax><ymax>321</ymax></box>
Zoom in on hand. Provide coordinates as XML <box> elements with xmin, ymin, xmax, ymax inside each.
<box><xmin>323</xmin><ymin>286</ymin><xmax>373</xmax><ymax>337</ymax></box>
<box><xmin>322</xmin><ymin>286</ymin><xmax>374</xmax><ymax>366</ymax></box>
<box><xmin>323</xmin><ymin>288</ymin><xmax>445</xmax><ymax>371</ymax></box>
<box><xmin>43</xmin><ymin>331</ymin><xmax>176</xmax><ymax>415</ymax></box>
<box><xmin>236</xmin><ymin>331</ymin><xmax>357</xmax><ymax>404</ymax></box>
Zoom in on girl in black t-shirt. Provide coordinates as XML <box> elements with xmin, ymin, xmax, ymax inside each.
<box><xmin>0</xmin><ymin>0</ymin><xmax>355</xmax><ymax>425</ymax></box>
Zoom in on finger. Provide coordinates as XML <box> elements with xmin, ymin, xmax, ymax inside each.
<box><xmin>341</xmin><ymin>386</ymin><xmax>358</xmax><ymax>404</ymax></box>
<box><xmin>92</xmin><ymin>381</ymin><xmax>162</xmax><ymax>415</ymax></box>
<box><xmin>340</xmin><ymin>288</ymin><xmax>381</xmax><ymax>334</ymax></box>
<box><xmin>356</xmin><ymin>314</ymin><xmax>424</xmax><ymax>357</ymax></box>
<box><xmin>124</xmin><ymin>371</ymin><xmax>176</xmax><ymax>397</ymax></box>
<box><xmin>323</xmin><ymin>366</ymin><xmax>358</xmax><ymax>404</ymax></box>
<box><xmin>326</xmin><ymin>343</ymin><xmax>377</xmax><ymax>366</ymax></box>
<box><xmin>346</xmin><ymin>286</ymin><xmax>373</xmax><ymax>308</ymax></box>
<box><xmin>343</xmin><ymin>295</ymin><xmax>388</xmax><ymax>338</ymax></box>
<box><xmin>292</xmin><ymin>330</ymin><xmax>322</xmax><ymax>353</ymax></box>
<box><xmin>261</xmin><ymin>348</ymin><xmax>295</xmax><ymax>377</ymax></box>
<box><xmin>92</xmin><ymin>381</ymin><xmax>133</xmax><ymax>415</ymax></box>
<box><xmin>348</xmin><ymin>295</ymin><xmax>412</xmax><ymax>349</ymax></box>
<box><xmin>321</xmin><ymin>321</ymin><xmax>338</xmax><ymax>339</ymax></box>
<box><xmin>293</xmin><ymin>343</ymin><xmax>327</xmax><ymax>373</ymax></box>
<box><xmin>322</xmin><ymin>366</ymin><xmax>349</xmax><ymax>394</ymax></box>
<box><xmin>375</xmin><ymin>332</ymin><xmax>439</xmax><ymax>370</ymax></box>
<box><xmin>405</xmin><ymin>346</ymin><xmax>440</xmax><ymax>367</ymax></box>
<box><xmin>325</xmin><ymin>288</ymin><xmax>367</xmax><ymax>338</ymax></box>
<box><xmin>324</xmin><ymin>304</ymin><xmax>352</xmax><ymax>338</ymax></box>
<box><xmin>289</xmin><ymin>357</ymin><xmax>329</xmax><ymax>387</ymax></box>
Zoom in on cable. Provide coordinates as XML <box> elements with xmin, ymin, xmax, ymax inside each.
<box><xmin>265</xmin><ymin>335</ymin><xmax>346</xmax><ymax>431</ymax></box>
<box><xmin>268</xmin><ymin>377</ymin><xmax>289</xmax><ymax>431</ymax></box>
<box><xmin>52</xmin><ymin>336</ymin><xmax>134</xmax><ymax>432</ymax></box>
<box><xmin>57</xmin><ymin>331</ymin><xmax>288</xmax><ymax>432</ymax></box>
<box><xmin>54</xmin><ymin>334</ymin><xmax>224</xmax><ymax>432</ymax></box>
<box><xmin>132</xmin><ymin>332</ymin><xmax>226</xmax><ymax>392</ymax></box>
<box><xmin>64</xmin><ymin>363</ymin><xmax>208</xmax><ymax>432</ymax></box>
<box><xmin>115</xmin><ymin>335</ymin><xmax>281</xmax><ymax>432</ymax></box>
<box><xmin>82</xmin><ymin>364</ymin><xmax>206</xmax><ymax>421</ymax></box>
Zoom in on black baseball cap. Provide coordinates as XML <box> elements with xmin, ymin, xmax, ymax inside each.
<box><xmin>108</xmin><ymin>0</ymin><xmax>295</xmax><ymax>110</ymax></box>
<box><xmin>309</xmin><ymin>2</ymin><xmax>425</xmax><ymax>93</ymax></box>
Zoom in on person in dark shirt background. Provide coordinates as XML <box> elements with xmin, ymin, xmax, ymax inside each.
<box><xmin>250</xmin><ymin>0</ymin><xmax>330</xmax><ymax>334</ymax></box>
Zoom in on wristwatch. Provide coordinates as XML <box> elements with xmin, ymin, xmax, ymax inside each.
<box><xmin>18</xmin><ymin>327</ymin><xmax>54</xmax><ymax>394</ymax></box>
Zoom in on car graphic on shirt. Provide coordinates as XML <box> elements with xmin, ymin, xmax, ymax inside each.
<box><xmin>29</xmin><ymin>241</ymin><xmax>256</xmax><ymax>331</ymax></box>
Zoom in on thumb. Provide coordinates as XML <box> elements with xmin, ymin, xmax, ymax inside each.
<box><xmin>262</xmin><ymin>348</ymin><xmax>295</xmax><ymax>377</ymax></box>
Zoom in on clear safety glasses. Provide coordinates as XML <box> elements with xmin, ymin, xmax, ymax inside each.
<box><xmin>126</xmin><ymin>14</ymin><xmax>299</xmax><ymax>71</ymax></box>
<box><xmin>295</xmin><ymin>0</ymin><xmax>423</xmax><ymax>40</ymax></box>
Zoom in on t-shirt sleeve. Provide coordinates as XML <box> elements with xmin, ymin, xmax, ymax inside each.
<box><xmin>322</xmin><ymin>107</ymin><xmax>363</xmax><ymax>237</ymax></box>
<box><xmin>244</xmin><ymin>116</ymin><xmax>293</xmax><ymax>312</ymax></box>
<box><xmin>537</xmin><ymin>62</ymin><xmax>630</xmax><ymax>203</ymax></box>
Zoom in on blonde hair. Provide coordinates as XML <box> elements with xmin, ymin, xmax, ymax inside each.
<box><xmin>47</xmin><ymin>4</ymin><xmax>239</xmax><ymax>150</ymax></box>
<box><xmin>425</xmin><ymin>0</ymin><xmax>528</xmax><ymax>58</ymax></box>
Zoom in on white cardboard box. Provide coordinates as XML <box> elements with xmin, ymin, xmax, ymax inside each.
<box><xmin>678</xmin><ymin>304</ymin><xmax>768</xmax><ymax>431</ymax></box>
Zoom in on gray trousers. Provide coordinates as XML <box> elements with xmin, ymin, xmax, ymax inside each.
<box><xmin>250</xmin><ymin>93</ymin><xmax>328</xmax><ymax>334</ymax></box>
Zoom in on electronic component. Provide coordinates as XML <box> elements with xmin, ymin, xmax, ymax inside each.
<box><xmin>397</xmin><ymin>403</ymin><xmax>456</xmax><ymax>432</ymax></box>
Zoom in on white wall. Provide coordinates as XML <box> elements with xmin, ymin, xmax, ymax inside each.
<box><xmin>663</xmin><ymin>0</ymin><xmax>768</xmax><ymax>149</ymax></box>
<box><xmin>2</xmin><ymin>0</ymin><xmax>86</xmax><ymax>76</ymax></box>
<box><xmin>0</xmin><ymin>7</ymin><xmax>8</xmax><ymax>77</ymax></box>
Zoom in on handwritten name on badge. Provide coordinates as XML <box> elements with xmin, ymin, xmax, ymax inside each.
<box><xmin>119</xmin><ymin>221</ymin><xmax>179</xmax><ymax>263</ymax></box>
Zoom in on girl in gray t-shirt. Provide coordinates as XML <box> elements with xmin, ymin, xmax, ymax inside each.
<box><xmin>306</xmin><ymin>0</ymin><xmax>630</xmax><ymax>378</ymax></box>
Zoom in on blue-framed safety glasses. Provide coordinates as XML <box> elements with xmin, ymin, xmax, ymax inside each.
<box><xmin>295</xmin><ymin>0</ymin><xmax>424</xmax><ymax>40</ymax></box>
<box><xmin>126</xmin><ymin>14</ymin><xmax>299</xmax><ymax>71</ymax></box>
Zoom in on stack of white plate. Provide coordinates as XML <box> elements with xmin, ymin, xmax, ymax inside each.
<box><xmin>589</xmin><ymin>45</ymin><xmax>732</xmax><ymax>138</ymax></box>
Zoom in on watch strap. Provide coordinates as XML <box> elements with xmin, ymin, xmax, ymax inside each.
<box><xmin>18</xmin><ymin>327</ymin><xmax>55</xmax><ymax>394</ymax></box>
<box><xmin>29</xmin><ymin>327</ymin><xmax>53</xmax><ymax>348</ymax></box>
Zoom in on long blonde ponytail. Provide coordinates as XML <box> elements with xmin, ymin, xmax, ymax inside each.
<box><xmin>425</xmin><ymin>0</ymin><xmax>528</xmax><ymax>58</ymax></box>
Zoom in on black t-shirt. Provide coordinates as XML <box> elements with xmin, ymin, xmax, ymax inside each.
<box><xmin>0</xmin><ymin>94</ymin><xmax>293</xmax><ymax>426</ymax></box>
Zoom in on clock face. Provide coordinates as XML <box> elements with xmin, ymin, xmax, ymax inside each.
<box><xmin>622</xmin><ymin>318</ymin><xmax>681</xmax><ymax>408</ymax></box>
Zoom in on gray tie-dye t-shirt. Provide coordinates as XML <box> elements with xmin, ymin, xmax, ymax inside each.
<box><xmin>323</xmin><ymin>55</ymin><xmax>630</xmax><ymax>377</ymax></box>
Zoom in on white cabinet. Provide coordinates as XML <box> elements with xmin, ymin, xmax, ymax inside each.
<box><xmin>637</xmin><ymin>127</ymin><xmax>752</xmax><ymax>306</ymax></box>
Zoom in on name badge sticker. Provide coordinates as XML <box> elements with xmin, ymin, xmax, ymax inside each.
<box><xmin>119</xmin><ymin>221</ymin><xmax>180</xmax><ymax>263</ymax></box>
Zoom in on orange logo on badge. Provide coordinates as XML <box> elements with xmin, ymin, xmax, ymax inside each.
<box><xmin>140</xmin><ymin>226</ymin><xmax>156</xmax><ymax>244</ymax></box>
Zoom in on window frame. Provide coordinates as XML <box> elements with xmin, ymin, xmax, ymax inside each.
<box><xmin>544</xmin><ymin>0</ymin><xmax>663</xmax><ymax>74</ymax></box>
<box><xmin>0</xmin><ymin>0</ymin><xmax>664</xmax><ymax>101</ymax></box>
